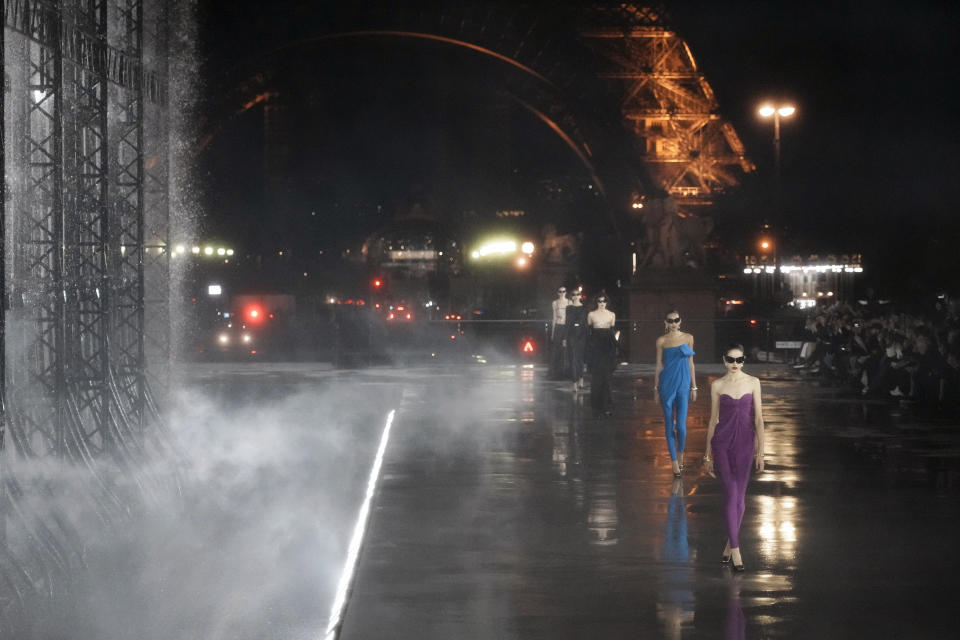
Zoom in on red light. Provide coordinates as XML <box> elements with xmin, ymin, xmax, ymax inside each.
<box><xmin>451</xmin><ymin>334</ymin><xmax>456</xmax><ymax>340</ymax></box>
<box><xmin>373</xmin><ymin>278</ymin><xmax>383</xmax><ymax>288</ymax></box>
<box><xmin>749</xmin><ymin>319</ymin><xmax>758</xmax><ymax>326</ymax></box>
<box><xmin>269</xmin><ymin>313</ymin><xmax>274</xmax><ymax>318</ymax></box>
<box><xmin>387</xmin><ymin>313</ymin><xmax>395</xmax><ymax>321</ymax></box>
<box><xmin>357</xmin><ymin>300</ymin><xmax>365</xmax><ymax>306</ymax></box>
<box><xmin>522</xmin><ymin>340</ymin><xmax>535</xmax><ymax>353</ymax></box>
<box><xmin>250</xmin><ymin>350</ymin><xmax>257</xmax><ymax>354</ymax></box>
<box><xmin>397</xmin><ymin>305</ymin><xmax>405</xmax><ymax>311</ymax></box>
<box><xmin>405</xmin><ymin>313</ymin><xmax>412</xmax><ymax>320</ymax></box>
<box><xmin>245</xmin><ymin>305</ymin><xmax>265</xmax><ymax>324</ymax></box>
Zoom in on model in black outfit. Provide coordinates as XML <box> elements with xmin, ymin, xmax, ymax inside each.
<box><xmin>587</xmin><ymin>294</ymin><xmax>618</xmax><ymax>416</ymax></box>
<box><xmin>564</xmin><ymin>290</ymin><xmax>588</xmax><ymax>390</ymax></box>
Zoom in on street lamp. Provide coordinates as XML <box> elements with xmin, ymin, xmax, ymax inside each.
<box><xmin>758</xmin><ymin>103</ymin><xmax>796</xmax><ymax>291</ymax></box>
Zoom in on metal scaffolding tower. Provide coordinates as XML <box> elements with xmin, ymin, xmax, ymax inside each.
<box><xmin>2</xmin><ymin>0</ymin><xmax>170</xmax><ymax>458</ymax></box>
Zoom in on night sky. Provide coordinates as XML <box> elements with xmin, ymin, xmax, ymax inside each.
<box><xmin>197</xmin><ymin>1</ymin><xmax>960</xmax><ymax>292</ymax></box>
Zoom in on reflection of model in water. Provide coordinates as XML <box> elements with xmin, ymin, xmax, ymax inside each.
<box><xmin>586</xmin><ymin>294</ymin><xmax>617</xmax><ymax>417</ymax></box>
<box><xmin>657</xmin><ymin>478</ymin><xmax>694</xmax><ymax>639</ymax></box>
<box><xmin>549</xmin><ymin>286</ymin><xmax>569</xmax><ymax>379</ymax></box>
<box><xmin>703</xmin><ymin>343</ymin><xmax>766</xmax><ymax>572</ymax></box>
<box><xmin>563</xmin><ymin>288</ymin><xmax>588</xmax><ymax>391</ymax></box>
<box><xmin>654</xmin><ymin>310</ymin><xmax>697</xmax><ymax>477</ymax></box>
<box><xmin>724</xmin><ymin>580</ymin><xmax>747</xmax><ymax>640</ymax></box>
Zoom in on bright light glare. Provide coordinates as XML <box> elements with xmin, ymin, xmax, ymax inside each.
<box><xmin>217</xmin><ymin>333</ymin><xmax>228</xmax><ymax>344</ymax></box>
<box><xmin>175</xmin><ymin>244</ymin><xmax>185</xmax><ymax>254</ymax></box>
<box><xmin>203</xmin><ymin>246</ymin><xmax>213</xmax><ymax>255</ymax></box>
<box><xmin>778</xmin><ymin>106</ymin><xmax>796</xmax><ymax>117</ymax></box>
<box><xmin>192</xmin><ymin>246</ymin><xmax>200</xmax><ymax>254</ymax></box>
<box><xmin>474</xmin><ymin>240</ymin><xmax>517</xmax><ymax>259</ymax></box>
<box><xmin>217</xmin><ymin>247</ymin><xmax>226</xmax><ymax>256</ymax></box>
<box><xmin>758</xmin><ymin>105</ymin><xmax>776</xmax><ymax>117</ymax></box>
<box><xmin>520</xmin><ymin>241</ymin><xmax>535</xmax><ymax>255</ymax></box>
<box><xmin>325</xmin><ymin>410</ymin><xmax>397</xmax><ymax>640</ymax></box>
<box><xmin>516</xmin><ymin>257</ymin><xmax>527</xmax><ymax>268</ymax></box>
<box><xmin>207</xmin><ymin>284</ymin><xmax>222</xmax><ymax>296</ymax></box>
<box><xmin>226</xmin><ymin>249</ymin><xmax>235</xmax><ymax>256</ymax></box>
<box><xmin>242</xmin><ymin>334</ymin><xmax>251</xmax><ymax>343</ymax></box>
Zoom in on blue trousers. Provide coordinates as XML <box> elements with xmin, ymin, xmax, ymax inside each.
<box><xmin>660</xmin><ymin>388</ymin><xmax>689</xmax><ymax>461</ymax></box>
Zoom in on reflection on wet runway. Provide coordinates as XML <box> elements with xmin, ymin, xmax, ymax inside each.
<box><xmin>343</xmin><ymin>364</ymin><xmax>960</xmax><ymax>639</ymax></box>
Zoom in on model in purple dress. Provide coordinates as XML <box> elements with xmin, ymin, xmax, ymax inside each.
<box><xmin>703</xmin><ymin>344</ymin><xmax>765</xmax><ymax>572</ymax></box>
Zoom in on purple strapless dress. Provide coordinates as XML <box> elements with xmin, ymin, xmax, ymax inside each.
<box><xmin>711</xmin><ymin>393</ymin><xmax>755</xmax><ymax>548</ymax></box>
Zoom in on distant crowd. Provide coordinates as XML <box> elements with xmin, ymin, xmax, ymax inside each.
<box><xmin>793</xmin><ymin>298</ymin><xmax>960</xmax><ymax>416</ymax></box>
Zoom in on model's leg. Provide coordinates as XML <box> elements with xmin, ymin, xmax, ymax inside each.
<box><xmin>732</xmin><ymin>436</ymin><xmax>755</xmax><ymax>533</ymax></box>
<box><xmin>713</xmin><ymin>447</ymin><xmax>742</xmax><ymax>548</ymax></box>
<box><xmin>661</xmin><ymin>394</ymin><xmax>678</xmax><ymax>460</ymax></box>
<box><xmin>675</xmin><ymin>388</ymin><xmax>689</xmax><ymax>456</ymax></box>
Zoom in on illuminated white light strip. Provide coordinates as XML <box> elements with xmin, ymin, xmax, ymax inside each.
<box><xmin>324</xmin><ymin>409</ymin><xmax>396</xmax><ymax>640</ymax></box>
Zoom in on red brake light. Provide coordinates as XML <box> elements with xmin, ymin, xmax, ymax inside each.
<box><xmin>522</xmin><ymin>340</ymin><xmax>535</xmax><ymax>353</ymax></box>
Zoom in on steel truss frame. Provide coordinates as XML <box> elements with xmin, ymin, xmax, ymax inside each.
<box><xmin>580</xmin><ymin>3</ymin><xmax>754</xmax><ymax>207</ymax></box>
<box><xmin>2</xmin><ymin>0</ymin><xmax>168</xmax><ymax>460</ymax></box>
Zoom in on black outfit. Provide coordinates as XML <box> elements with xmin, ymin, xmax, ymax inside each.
<box><xmin>565</xmin><ymin>305</ymin><xmax>588</xmax><ymax>382</ymax></box>
<box><xmin>549</xmin><ymin>324</ymin><xmax>568</xmax><ymax>379</ymax></box>
<box><xmin>587</xmin><ymin>327</ymin><xmax>617</xmax><ymax>415</ymax></box>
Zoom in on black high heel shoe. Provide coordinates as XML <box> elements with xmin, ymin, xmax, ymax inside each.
<box><xmin>732</xmin><ymin>562</ymin><xmax>745</xmax><ymax>573</ymax></box>
<box><xmin>721</xmin><ymin>554</ymin><xmax>731</xmax><ymax>564</ymax></box>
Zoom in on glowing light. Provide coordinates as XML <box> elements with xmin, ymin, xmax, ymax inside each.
<box><xmin>631</xmin><ymin>201</ymin><xmax>644</xmax><ymax>209</ymax></box>
<box><xmin>520</xmin><ymin>241</ymin><xmax>535</xmax><ymax>255</ymax></box>
<box><xmin>471</xmin><ymin>251</ymin><xmax>480</xmax><ymax>259</ymax></box>
<box><xmin>175</xmin><ymin>244</ymin><xmax>185</xmax><ymax>254</ymax></box>
<box><xmin>242</xmin><ymin>334</ymin><xmax>251</xmax><ymax>344</ymax></box>
<box><xmin>217</xmin><ymin>247</ymin><xmax>226</xmax><ymax>256</ymax></box>
<box><xmin>245</xmin><ymin>305</ymin><xmax>265</xmax><ymax>324</ymax></box>
<box><xmin>778</xmin><ymin>106</ymin><xmax>796</xmax><ymax>117</ymax></box>
<box><xmin>325</xmin><ymin>410</ymin><xmax>397</xmax><ymax>640</ymax></box>
<box><xmin>218</xmin><ymin>333</ymin><xmax>229</xmax><ymax>344</ymax></box>
<box><xmin>516</xmin><ymin>257</ymin><xmax>528</xmax><ymax>268</ymax></box>
<box><xmin>761</xmin><ymin>241</ymin><xmax>770</xmax><ymax>250</ymax></box>
<box><xmin>203</xmin><ymin>246</ymin><xmax>213</xmax><ymax>256</ymax></box>
<box><xmin>373</xmin><ymin>278</ymin><xmax>383</xmax><ymax>289</ymax></box>
<box><xmin>207</xmin><ymin>284</ymin><xmax>222</xmax><ymax>296</ymax></box>
<box><xmin>758</xmin><ymin>105</ymin><xmax>776</xmax><ymax>117</ymax></box>
<box><xmin>227</xmin><ymin>249</ymin><xmax>235</xmax><ymax>256</ymax></box>
<box><xmin>192</xmin><ymin>246</ymin><xmax>200</xmax><ymax>254</ymax></box>
<box><xmin>522</xmin><ymin>340</ymin><xmax>535</xmax><ymax>353</ymax></box>
<box><xmin>474</xmin><ymin>240</ymin><xmax>517</xmax><ymax>258</ymax></box>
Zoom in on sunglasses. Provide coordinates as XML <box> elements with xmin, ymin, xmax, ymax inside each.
<box><xmin>723</xmin><ymin>355</ymin><xmax>745</xmax><ymax>364</ymax></box>
<box><xmin>665</xmin><ymin>317</ymin><xmax>681</xmax><ymax>323</ymax></box>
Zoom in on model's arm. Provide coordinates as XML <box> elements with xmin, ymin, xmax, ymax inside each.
<box><xmin>753</xmin><ymin>377</ymin><xmax>765</xmax><ymax>472</ymax></box>
<box><xmin>704</xmin><ymin>381</ymin><xmax>720</xmax><ymax>476</ymax></box>
<box><xmin>653</xmin><ymin>336</ymin><xmax>664</xmax><ymax>397</ymax></box>
<box><xmin>687</xmin><ymin>334</ymin><xmax>698</xmax><ymax>402</ymax></box>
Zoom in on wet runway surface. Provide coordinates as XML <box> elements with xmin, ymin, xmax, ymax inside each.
<box><xmin>340</xmin><ymin>363</ymin><xmax>960</xmax><ymax>639</ymax></box>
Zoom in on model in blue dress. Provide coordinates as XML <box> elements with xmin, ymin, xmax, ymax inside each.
<box><xmin>654</xmin><ymin>310</ymin><xmax>697</xmax><ymax>477</ymax></box>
